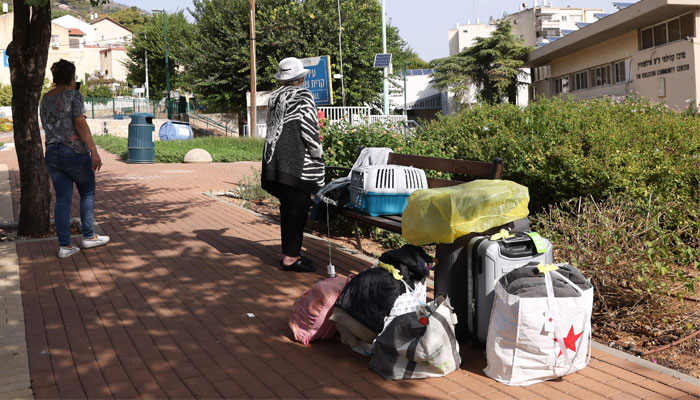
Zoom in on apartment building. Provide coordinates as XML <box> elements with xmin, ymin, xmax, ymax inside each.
<box><xmin>448</xmin><ymin>2</ymin><xmax>604</xmax><ymax>56</ymax></box>
<box><xmin>528</xmin><ymin>0</ymin><xmax>699</xmax><ymax>110</ymax></box>
<box><xmin>91</xmin><ymin>17</ymin><xmax>133</xmax><ymax>47</ymax></box>
<box><xmin>0</xmin><ymin>12</ymin><xmax>132</xmax><ymax>85</ymax></box>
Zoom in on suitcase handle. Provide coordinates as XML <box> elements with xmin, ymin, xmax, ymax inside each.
<box><xmin>497</xmin><ymin>233</ymin><xmax>537</xmax><ymax>258</ymax></box>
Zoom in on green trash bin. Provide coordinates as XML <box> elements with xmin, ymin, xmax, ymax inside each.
<box><xmin>127</xmin><ymin>113</ymin><xmax>155</xmax><ymax>164</ymax></box>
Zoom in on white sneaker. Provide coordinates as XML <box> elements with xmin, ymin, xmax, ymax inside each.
<box><xmin>82</xmin><ymin>235</ymin><xmax>110</xmax><ymax>249</ymax></box>
<box><xmin>58</xmin><ymin>246</ymin><xmax>80</xmax><ymax>258</ymax></box>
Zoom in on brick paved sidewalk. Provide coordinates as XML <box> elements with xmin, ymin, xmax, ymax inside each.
<box><xmin>0</xmin><ymin>146</ymin><xmax>698</xmax><ymax>399</ymax></box>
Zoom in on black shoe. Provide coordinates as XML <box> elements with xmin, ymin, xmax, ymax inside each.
<box><xmin>280</xmin><ymin>257</ymin><xmax>315</xmax><ymax>273</ymax></box>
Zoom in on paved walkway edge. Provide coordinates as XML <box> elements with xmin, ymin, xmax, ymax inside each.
<box><xmin>0</xmin><ymin>242</ymin><xmax>33</xmax><ymax>400</ymax></box>
<box><xmin>592</xmin><ymin>341</ymin><xmax>700</xmax><ymax>384</ymax></box>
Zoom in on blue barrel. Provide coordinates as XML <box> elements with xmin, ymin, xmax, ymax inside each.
<box><xmin>158</xmin><ymin>120</ymin><xmax>193</xmax><ymax>141</ymax></box>
<box><xmin>127</xmin><ymin>113</ymin><xmax>155</xmax><ymax>164</ymax></box>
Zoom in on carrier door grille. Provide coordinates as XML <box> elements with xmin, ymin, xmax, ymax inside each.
<box><xmin>375</xmin><ymin>168</ymin><xmax>395</xmax><ymax>189</ymax></box>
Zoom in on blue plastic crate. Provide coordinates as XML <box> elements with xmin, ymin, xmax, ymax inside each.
<box><xmin>352</xmin><ymin>190</ymin><xmax>411</xmax><ymax>216</ymax></box>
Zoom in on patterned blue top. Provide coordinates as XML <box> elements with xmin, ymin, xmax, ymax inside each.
<box><xmin>40</xmin><ymin>89</ymin><xmax>87</xmax><ymax>153</ymax></box>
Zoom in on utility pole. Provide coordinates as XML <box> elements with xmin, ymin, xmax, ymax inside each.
<box><xmin>337</xmin><ymin>0</ymin><xmax>346</xmax><ymax>107</ymax></box>
<box><xmin>249</xmin><ymin>0</ymin><xmax>257</xmax><ymax>137</ymax></box>
<box><xmin>381</xmin><ymin>0</ymin><xmax>389</xmax><ymax>115</ymax></box>
<box><xmin>403</xmin><ymin>60</ymin><xmax>407</xmax><ymax>116</ymax></box>
<box><xmin>162</xmin><ymin>10</ymin><xmax>171</xmax><ymax>119</ymax></box>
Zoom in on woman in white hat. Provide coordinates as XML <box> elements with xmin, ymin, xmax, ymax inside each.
<box><xmin>262</xmin><ymin>57</ymin><xmax>325</xmax><ymax>272</ymax></box>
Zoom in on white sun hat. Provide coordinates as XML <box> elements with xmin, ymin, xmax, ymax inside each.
<box><xmin>274</xmin><ymin>57</ymin><xmax>309</xmax><ymax>82</ymax></box>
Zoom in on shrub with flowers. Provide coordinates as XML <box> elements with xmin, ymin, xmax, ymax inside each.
<box><xmin>0</xmin><ymin>118</ymin><xmax>13</xmax><ymax>132</ymax></box>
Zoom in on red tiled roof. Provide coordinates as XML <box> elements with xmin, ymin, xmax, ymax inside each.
<box><xmin>68</xmin><ymin>28</ymin><xmax>85</xmax><ymax>36</ymax></box>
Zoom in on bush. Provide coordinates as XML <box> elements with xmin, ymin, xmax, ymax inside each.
<box><xmin>416</xmin><ymin>96</ymin><xmax>700</xmax><ymax>211</ymax></box>
<box><xmin>531</xmin><ymin>195</ymin><xmax>700</xmax><ymax>333</ymax></box>
<box><xmin>0</xmin><ymin>84</ymin><xmax>12</xmax><ymax>107</ymax></box>
<box><xmin>0</xmin><ymin>118</ymin><xmax>13</xmax><ymax>132</ymax></box>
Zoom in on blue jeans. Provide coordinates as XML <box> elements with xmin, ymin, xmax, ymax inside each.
<box><xmin>45</xmin><ymin>143</ymin><xmax>96</xmax><ymax>247</ymax></box>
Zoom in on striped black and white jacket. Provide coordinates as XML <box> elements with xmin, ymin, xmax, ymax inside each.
<box><xmin>261</xmin><ymin>86</ymin><xmax>325</xmax><ymax>194</ymax></box>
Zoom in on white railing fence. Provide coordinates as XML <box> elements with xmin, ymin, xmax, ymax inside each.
<box><xmin>245</xmin><ymin>107</ymin><xmax>407</xmax><ymax>137</ymax></box>
<box><xmin>318</xmin><ymin>106</ymin><xmax>370</xmax><ymax>124</ymax></box>
<box><xmin>244</xmin><ymin>124</ymin><xmax>268</xmax><ymax>138</ymax></box>
<box><xmin>368</xmin><ymin>114</ymin><xmax>408</xmax><ymax>124</ymax></box>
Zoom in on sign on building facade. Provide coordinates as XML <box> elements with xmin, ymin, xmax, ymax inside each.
<box><xmin>301</xmin><ymin>56</ymin><xmax>333</xmax><ymax>105</ymax></box>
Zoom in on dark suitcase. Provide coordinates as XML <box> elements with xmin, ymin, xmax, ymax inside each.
<box><xmin>466</xmin><ymin>231</ymin><xmax>553</xmax><ymax>344</ymax></box>
<box><xmin>433</xmin><ymin>217</ymin><xmax>531</xmax><ymax>342</ymax></box>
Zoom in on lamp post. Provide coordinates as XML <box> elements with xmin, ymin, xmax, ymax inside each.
<box><xmin>381</xmin><ymin>0</ymin><xmax>389</xmax><ymax>115</ymax></box>
<box><xmin>337</xmin><ymin>0</ymin><xmax>346</xmax><ymax>107</ymax></box>
<box><xmin>154</xmin><ymin>9</ymin><xmax>171</xmax><ymax>118</ymax></box>
<box><xmin>145</xmin><ymin>49</ymin><xmax>149</xmax><ymax>113</ymax></box>
<box><xmin>249</xmin><ymin>0</ymin><xmax>257</xmax><ymax>137</ymax></box>
<box><xmin>163</xmin><ymin>10</ymin><xmax>171</xmax><ymax>119</ymax></box>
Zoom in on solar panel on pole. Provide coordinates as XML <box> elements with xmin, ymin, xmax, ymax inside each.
<box><xmin>373</xmin><ymin>53</ymin><xmax>392</xmax><ymax>68</ymax></box>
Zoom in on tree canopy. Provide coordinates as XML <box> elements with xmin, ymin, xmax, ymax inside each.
<box><xmin>110</xmin><ymin>7</ymin><xmax>149</xmax><ymax>32</ymax></box>
<box><xmin>431</xmin><ymin>19</ymin><xmax>533</xmax><ymax>105</ymax></box>
<box><xmin>182</xmin><ymin>0</ymin><xmax>411</xmax><ymax>112</ymax></box>
<box><xmin>125</xmin><ymin>11</ymin><xmax>194</xmax><ymax>100</ymax></box>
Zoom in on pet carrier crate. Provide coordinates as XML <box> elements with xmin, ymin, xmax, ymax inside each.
<box><xmin>350</xmin><ymin>165</ymin><xmax>428</xmax><ymax>216</ymax></box>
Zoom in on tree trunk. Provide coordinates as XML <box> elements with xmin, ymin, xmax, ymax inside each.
<box><xmin>8</xmin><ymin>0</ymin><xmax>52</xmax><ymax>236</ymax></box>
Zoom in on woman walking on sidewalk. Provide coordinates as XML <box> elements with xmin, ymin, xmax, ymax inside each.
<box><xmin>40</xmin><ymin>59</ymin><xmax>109</xmax><ymax>258</ymax></box>
<box><xmin>261</xmin><ymin>57</ymin><xmax>325</xmax><ymax>272</ymax></box>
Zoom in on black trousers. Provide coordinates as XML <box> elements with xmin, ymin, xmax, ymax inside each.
<box><xmin>264</xmin><ymin>181</ymin><xmax>312</xmax><ymax>257</ymax></box>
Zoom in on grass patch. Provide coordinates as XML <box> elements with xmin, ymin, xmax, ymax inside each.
<box><xmin>93</xmin><ymin>134</ymin><xmax>264</xmax><ymax>163</ymax></box>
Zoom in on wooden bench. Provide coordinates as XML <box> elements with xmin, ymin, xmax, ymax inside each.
<box><xmin>333</xmin><ymin>153</ymin><xmax>504</xmax><ymax>250</ymax></box>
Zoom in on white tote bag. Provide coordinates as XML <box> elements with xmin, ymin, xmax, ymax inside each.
<box><xmin>370</xmin><ymin>294</ymin><xmax>461</xmax><ymax>380</ymax></box>
<box><xmin>484</xmin><ymin>264</ymin><xmax>593</xmax><ymax>386</ymax></box>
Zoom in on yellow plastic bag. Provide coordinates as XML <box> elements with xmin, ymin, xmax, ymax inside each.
<box><xmin>401</xmin><ymin>180</ymin><xmax>530</xmax><ymax>245</ymax></box>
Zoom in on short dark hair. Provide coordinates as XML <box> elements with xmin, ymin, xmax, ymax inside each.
<box><xmin>50</xmin><ymin>59</ymin><xmax>76</xmax><ymax>86</ymax></box>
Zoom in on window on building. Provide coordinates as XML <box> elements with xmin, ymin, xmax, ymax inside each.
<box><xmin>667</xmin><ymin>18</ymin><xmax>681</xmax><ymax>42</ymax></box>
<box><xmin>571</xmin><ymin>71</ymin><xmax>588</xmax><ymax>91</ymax></box>
<box><xmin>69</xmin><ymin>38</ymin><xmax>80</xmax><ymax>49</ymax></box>
<box><xmin>554</xmin><ymin>76</ymin><xmax>569</xmax><ymax>94</ymax></box>
<box><xmin>590</xmin><ymin>65</ymin><xmax>610</xmax><ymax>87</ymax></box>
<box><xmin>613</xmin><ymin>60</ymin><xmax>626</xmax><ymax>84</ymax></box>
<box><xmin>50</xmin><ymin>35</ymin><xmax>59</xmax><ymax>47</ymax></box>
<box><xmin>641</xmin><ymin>27</ymin><xmax>653</xmax><ymax>49</ymax></box>
<box><xmin>653</xmin><ymin>23</ymin><xmax>667</xmax><ymax>46</ymax></box>
<box><xmin>561</xmin><ymin>15</ymin><xmax>567</xmax><ymax>21</ymax></box>
<box><xmin>641</xmin><ymin>13</ymin><xmax>694</xmax><ymax>50</ymax></box>
<box><xmin>680</xmin><ymin>13</ymin><xmax>694</xmax><ymax>39</ymax></box>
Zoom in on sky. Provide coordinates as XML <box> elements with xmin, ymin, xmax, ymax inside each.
<box><xmin>117</xmin><ymin>0</ymin><xmax>618</xmax><ymax>62</ymax></box>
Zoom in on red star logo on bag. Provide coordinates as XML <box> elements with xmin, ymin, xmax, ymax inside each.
<box><xmin>554</xmin><ymin>325</ymin><xmax>583</xmax><ymax>357</ymax></box>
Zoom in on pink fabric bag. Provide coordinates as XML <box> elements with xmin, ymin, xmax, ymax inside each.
<box><xmin>289</xmin><ymin>276</ymin><xmax>351</xmax><ymax>345</ymax></box>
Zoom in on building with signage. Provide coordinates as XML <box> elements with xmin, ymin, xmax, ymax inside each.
<box><xmin>528</xmin><ymin>0</ymin><xmax>699</xmax><ymax>110</ymax></box>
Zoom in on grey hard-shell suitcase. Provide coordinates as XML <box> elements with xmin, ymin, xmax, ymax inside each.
<box><xmin>433</xmin><ymin>217</ymin><xmax>531</xmax><ymax>343</ymax></box>
<box><xmin>466</xmin><ymin>232</ymin><xmax>553</xmax><ymax>344</ymax></box>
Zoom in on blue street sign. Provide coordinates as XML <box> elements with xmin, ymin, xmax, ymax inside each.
<box><xmin>3</xmin><ymin>51</ymin><xmax>8</xmax><ymax>68</ymax></box>
<box><xmin>301</xmin><ymin>56</ymin><xmax>333</xmax><ymax>106</ymax></box>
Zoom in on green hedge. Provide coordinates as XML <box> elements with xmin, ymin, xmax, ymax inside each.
<box><xmin>93</xmin><ymin>135</ymin><xmax>264</xmax><ymax>163</ymax></box>
<box><xmin>322</xmin><ymin>97</ymin><xmax>700</xmax><ymax>212</ymax></box>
